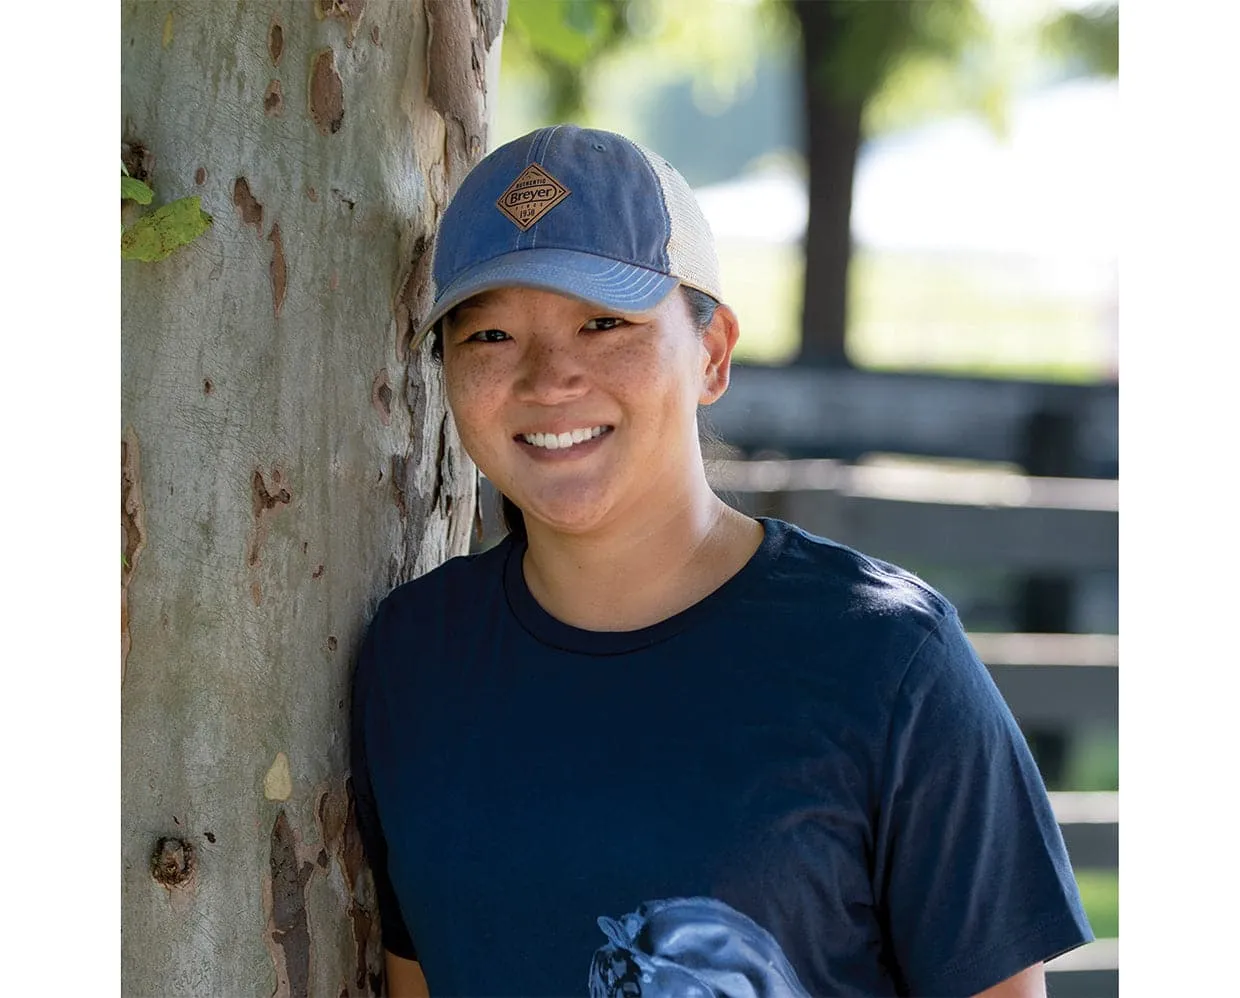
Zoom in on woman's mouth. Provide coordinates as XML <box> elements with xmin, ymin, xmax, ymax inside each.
<box><xmin>517</xmin><ymin>425</ymin><xmax>611</xmax><ymax>451</ymax></box>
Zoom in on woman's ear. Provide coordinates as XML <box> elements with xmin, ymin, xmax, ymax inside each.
<box><xmin>699</xmin><ymin>304</ymin><xmax>741</xmax><ymax>406</ymax></box>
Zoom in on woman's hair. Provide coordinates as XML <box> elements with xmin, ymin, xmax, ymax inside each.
<box><xmin>432</xmin><ymin>286</ymin><xmax>722</xmax><ymax>540</ymax></box>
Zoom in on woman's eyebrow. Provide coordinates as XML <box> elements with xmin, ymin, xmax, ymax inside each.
<box><xmin>451</xmin><ymin>292</ymin><xmax>503</xmax><ymax>318</ymax></box>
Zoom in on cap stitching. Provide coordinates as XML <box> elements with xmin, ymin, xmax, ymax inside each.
<box><xmin>627</xmin><ymin>139</ymin><xmax>673</xmax><ymax>273</ymax></box>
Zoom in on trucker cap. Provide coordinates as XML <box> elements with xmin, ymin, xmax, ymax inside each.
<box><xmin>412</xmin><ymin>124</ymin><xmax>723</xmax><ymax>347</ymax></box>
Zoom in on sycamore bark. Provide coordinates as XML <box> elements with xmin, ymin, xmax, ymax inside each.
<box><xmin>120</xmin><ymin>2</ymin><xmax>503</xmax><ymax>994</ymax></box>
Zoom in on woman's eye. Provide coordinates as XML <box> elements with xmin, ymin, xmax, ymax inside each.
<box><xmin>583</xmin><ymin>316</ymin><xmax>626</xmax><ymax>332</ymax></box>
<box><xmin>465</xmin><ymin>328</ymin><xmax>510</xmax><ymax>344</ymax></box>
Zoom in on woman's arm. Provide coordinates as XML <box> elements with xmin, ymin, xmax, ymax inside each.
<box><xmin>875</xmin><ymin>612</ymin><xmax>1092</xmax><ymax>993</ymax></box>
<box><xmin>974</xmin><ymin>962</ymin><xmax>1046</xmax><ymax>998</ymax></box>
<box><xmin>384</xmin><ymin>950</ymin><xmax>430</xmax><ymax>998</ymax></box>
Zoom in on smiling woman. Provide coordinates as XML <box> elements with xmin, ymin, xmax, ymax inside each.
<box><xmin>436</xmin><ymin>286</ymin><xmax>737</xmax><ymax>556</ymax></box>
<box><xmin>351</xmin><ymin>125</ymin><xmax>1093</xmax><ymax>998</ymax></box>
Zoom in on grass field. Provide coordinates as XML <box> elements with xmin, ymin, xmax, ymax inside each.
<box><xmin>719</xmin><ymin>241</ymin><xmax>1117</xmax><ymax>383</ymax></box>
<box><xmin>1077</xmin><ymin>869</ymin><xmax>1119</xmax><ymax>939</ymax></box>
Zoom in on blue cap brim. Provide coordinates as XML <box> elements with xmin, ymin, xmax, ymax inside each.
<box><xmin>413</xmin><ymin>248</ymin><xmax>680</xmax><ymax>346</ymax></box>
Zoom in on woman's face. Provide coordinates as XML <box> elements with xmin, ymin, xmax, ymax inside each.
<box><xmin>441</xmin><ymin>287</ymin><xmax>734</xmax><ymax>536</ymax></box>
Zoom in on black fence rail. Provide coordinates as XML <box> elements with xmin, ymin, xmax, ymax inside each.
<box><xmin>707</xmin><ymin>364</ymin><xmax>1118</xmax><ymax>997</ymax></box>
<box><xmin>710</xmin><ymin>457</ymin><xmax>1117</xmax><ymax>571</ymax></box>
<box><xmin>708</xmin><ymin>364</ymin><xmax>1118</xmax><ymax>478</ymax></box>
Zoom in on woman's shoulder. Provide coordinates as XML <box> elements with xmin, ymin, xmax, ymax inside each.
<box><xmin>757</xmin><ymin>517</ymin><xmax>955</xmax><ymax>637</ymax></box>
<box><xmin>355</xmin><ymin>538</ymin><xmax>514</xmax><ymax>698</ymax></box>
<box><xmin>374</xmin><ymin>535</ymin><xmax>513</xmax><ymax>626</ymax></box>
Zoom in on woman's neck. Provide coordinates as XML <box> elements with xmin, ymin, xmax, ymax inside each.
<box><xmin>519</xmin><ymin>489</ymin><xmax>763</xmax><ymax>632</ymax></box>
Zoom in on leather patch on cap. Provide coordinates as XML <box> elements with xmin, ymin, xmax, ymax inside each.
<box><xmin>496</xmin><ymin>164</ymin><xmax>571</xmax><ymax>230</ymax></box>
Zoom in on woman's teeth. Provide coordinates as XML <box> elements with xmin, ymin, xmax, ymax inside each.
<box><xmin>521</xmin><ymin>426</ymin><xmax>607</xmax><ymax>450</ymax></box>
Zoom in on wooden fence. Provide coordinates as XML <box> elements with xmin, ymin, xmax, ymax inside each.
<box><xmin>705</xmin><ymin>365</ymin><xmax>1118</xmax><ymax>478</ymax></box>
<box><xmin>711</xmin><ymin>364</ymin><xmax>1119</xmax><ymax>997</ymax></box>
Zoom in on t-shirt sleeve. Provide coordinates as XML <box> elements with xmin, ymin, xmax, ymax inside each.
<box><xmin>350</xmin><ymin>602</ymin><xmax>419</xmax><ymax>962</ymax></box>
<box><xmin>875</xmin><ymin>610</ymin><xmax>1093</xmax><ymax>996</ymax></box>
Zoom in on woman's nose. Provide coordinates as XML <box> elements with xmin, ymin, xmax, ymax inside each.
<box><xmin>514</xmin><ymin>340</ymin><xmax>587</xmax><ymax>403</ymax></box>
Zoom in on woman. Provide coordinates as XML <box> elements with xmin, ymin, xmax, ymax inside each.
<box><xmin>352</xmin><ymin>125</ymin><xmax>1092</xmax><ymax>997</ymax></box>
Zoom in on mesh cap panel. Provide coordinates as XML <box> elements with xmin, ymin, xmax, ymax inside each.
<box><xmin>632</xmin><ymin>142</ymin><xmax>724</xmax><ymax>302</ymax></box>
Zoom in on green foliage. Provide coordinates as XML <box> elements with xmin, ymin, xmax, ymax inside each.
<box><xmin>803</xmin><ymin>1</ymin><xmax>915</xmax><ymax>101</ymax></box>
<box><xmin>795</xmin><ymin>0</ymin><xmax>992</xmax><ymax>134</ymax></box>
<box><xmin>499</xmin><ymin>0</ymin><xmax>997</xmax><ymax>144</ymax></box>
<box><xmin>122</xmin><ymin>175</ymin><xmax>155</xmax><ymax>205</ymax></box>
<box><xmin>1041</xmin><ymin>4</ymin><xmax>1119</xmax><ymax>77</ymax></box>
<box><xmin>506</xmin><ymin>0</ymin><xmax>621</xmax><ymax>67</ymax></box>
<box><xmin>503</xmin><ymin>0</ymin><xmax>630</xmax><ymax>118</ymax></box>
<box><xmin>121</xmin><ymin>196</ymin><xmax>213</xmax><ymax>262</ymax></box>
<box><xmin>120</xmin><ymin>160</ymin><xmax>211</xmax><ymax>262</ymax></box>
<box><xmin>1075</xmin><ymin>868</ymin><xmax>1119</xmax><ymax>938</ymax></box>
<box><xmin>500</xmin><ymin>0</ymin><xmax>1116</xmax><ymax>144</ymax></box>
<box><xmin>499</xmin><ymin>0</ymin><xmax>793</xmax><ymax>127</ymax></box>
<box><xmin>858</xmin><ymin>0</ymin><xmax>1013</xmax><ymax>135</ymax></box>
<box><xmin>861</xmin><ymin>0</ymin><xmax>1117</xmax><ymax>138</ymax></box>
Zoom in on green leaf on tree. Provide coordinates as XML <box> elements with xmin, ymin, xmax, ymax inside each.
<box><xmin>121</xmin><ymin>196</ymin><xmax>213</xmax><ymax>262</ymax></box>
<box><xmin>507</xmin><ymin>0</ymin><xmax>614</xmax><ymax>67</ymax></box>
<box><xmin>122</xmin><ymin>175</ymin><xmax>155</xmax><ymax>204</ymax></box>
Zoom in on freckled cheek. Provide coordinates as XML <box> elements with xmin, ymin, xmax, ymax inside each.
<box><xmin>444</xmin><ymin>363</ymin><xmax>506</xmax><ymax>452</ymax></box>
<box><xmin>604</xmin><ymin>344</ymin><xmax>669</xmax><ymax>392</ymax></box>
<box><xmin>610</xmin><ymin>349</ymin><xmax>700</xmax><ymax>420</ymax></box>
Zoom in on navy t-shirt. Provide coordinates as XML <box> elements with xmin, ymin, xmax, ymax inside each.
<box><xmin>351</xmin><ymin>518</ymin><xmax>1092</xmax><ymax>996</ymax></box>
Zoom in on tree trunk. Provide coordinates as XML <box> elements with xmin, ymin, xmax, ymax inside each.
<box><xmin>120</xmin><ymin>2</ymin><xmax>503</xmax><ymax>995</ymax></box>
<box><xmin>793</xmin><ymin>1</ymin><xmax>864</xmax><ymax>367</ymax></box>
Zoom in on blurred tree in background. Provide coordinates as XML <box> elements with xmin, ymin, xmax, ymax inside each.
<box><xmin>1040</xmin><ymin>2</ymin><xmax>1119</xmax><ymax>77</ymax></box>
<box><xmin>500</xmin><ymin>0</ymin><xmax>1118</xmax><ymax>367</ymax></box>
<box><xmin>792</xmin><ymin>0</ymin><xmax>985</xmax><ymax>363</ymax></box>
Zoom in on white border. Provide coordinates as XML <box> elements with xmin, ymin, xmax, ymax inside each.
<box><xmin>1121</xmin><ymin>1</ymin><xmax>1239</xmax><ymax>990</ymax></box>
<box><xmin>2</xmin><ymin>2</ymin><xmax>118</xmax><ymax>992</ymax></box>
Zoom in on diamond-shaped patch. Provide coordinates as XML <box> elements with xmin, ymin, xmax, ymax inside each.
<box><xmin>496</xmin><ymin>164</ymin><xmax>571</xmax><ymax>231</ymax></box>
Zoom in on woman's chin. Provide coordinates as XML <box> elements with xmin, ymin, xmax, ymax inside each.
<box><xmin>524</xmin><ymin>504</ymin><xmax>613</xmax><ymax>537</ymax></box>
<box><xmin>517</xmin><ymin>488</ymin><xmax>622</xmax><ymax>537</ymax></box>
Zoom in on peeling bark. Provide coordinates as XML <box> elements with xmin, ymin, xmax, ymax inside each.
<box><xmin>308</xmin><ymin>48</ymin><xmax>345</xmax><ymax>135</ymax></box>
<box><xmin>249</xmin><ymin>468</ymin><xmax>292</xmax><ymax>569</ymax></box>
<box><xmin>121</xmin><ymin>2</ymin><xmax>495</xmax><ymax>992</ymax></box>
<box><xmin>424</xmin><ymin>0</ymin><xmax>490</xmax><ymax>186</ymax></box>
<box><xmin>268</xmin><ymin>16</ymin><xmax>284</xmax><ymax>66</ymax></box>
<box><xmin>316</xmin><ymin>781</ymin><xmax>382</xmax><ymax>996</ymax></box>
<box><xmin>316</xmin><ymin>0</ymin><xmax>368</xmax><ymax>46</ymax></box>
<box><xmin>233</xmin><ymin>177</ymin><xmax>263</xmax><ymax>231</ymax></box>
<box><xmin>269</xmin><ymin>223</ymin><xmax>287</xmax><ymax>318</ymax></box>
<box><xmin>121</xmin><ymin>428</ymin><xmax>146</xmax><ymax>684</ymax></box>
<box><xmin>393</xmin><ymin>234</ymin><xmax>431</xmax><ymax>363</ymax></box>
<box><xmin>370</xmin><ymin>369</ymin><xmax>392</xmax><ymax>426</ymax></box>
<box><xmin>265</xmin><ymin>811</ymin><xmax>315</xmax><ymax>998</ymax></box>
<box><xmin>390</xmin><ymin>455</ymin><xmax>408</xmax><ymax>520</ymax></box>
<box><xmin>264</xmin><ymin>78</ymin><xmax>285</xmax><ymax>116</ymax></box>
